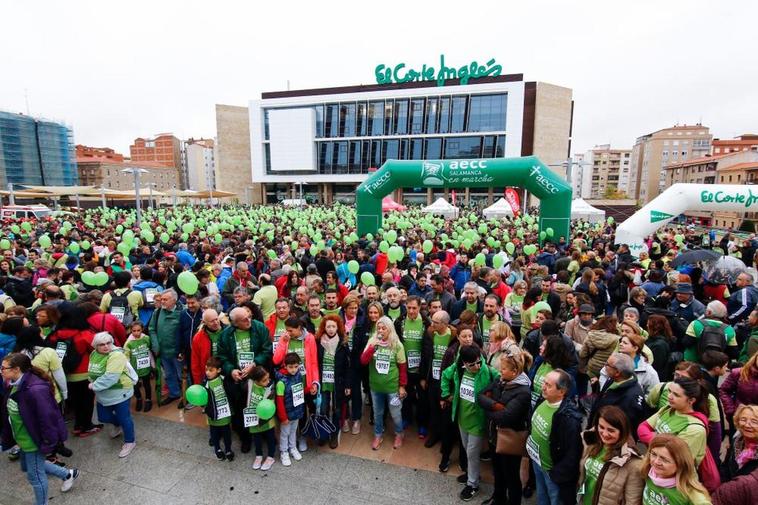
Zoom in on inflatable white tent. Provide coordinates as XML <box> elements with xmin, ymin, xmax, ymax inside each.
<box><xmin>422</xmin><ymin>197</ymin><xmax>459</xmax><ymax>219</ymax></box>
<box><xmin>482</xmin><ymin>198</ymin><xmax>515</xmax><ymax>219</ymax></box>
<box><xmin>571</xmin><ymin>198</ymin><xmax>606</xmax><ymax>222</ymax></box>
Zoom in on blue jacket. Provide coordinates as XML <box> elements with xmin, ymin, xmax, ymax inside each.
<box><xmin>727</xmin><ymin>285</ymin><xmax>758</xmax><ymax>324</ymax></box>
<box><xmin>176</xmin><ymin>249</ymin><xmax>197</xmax><ymax>269</ymax></box>
<box><xmin>408</xmin><ymin>283</ymin><xmax>431</xmax><ymax>298</ymax></box>
<box><xmin>276</xmin><ymin>370</ymin><xmax>305</xmax><ymax>421</ymax></box>
<box><xmin>449</xmin><ymin>263</ymin><xmax>472</xmax><ymax>293</ymax></box>
<box><xmin>0</xmin><ymin>332</ymin><xmax>16</xmax><ymax>361</ymax></box>
<box><xmin>536</xmin><ymin>251</ymin><xmax>557</xmax><ymax>274</ymax></box>
<box><xmin>335</xmin><ymin>262</ymin><xmax>356</xmax><ymax>288</ymax></box>
<box><xmin>178</xmin><ymin>308</ymin><xmax>203</xmax><ymax>356</ymax></box>
<box><xmin>216</xmin><ymin>267</ymin><xmax>233</xmax><ymax>293</ymax></box>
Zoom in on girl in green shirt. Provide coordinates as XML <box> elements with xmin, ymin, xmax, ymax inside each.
<box><xmin>640</xmin><ymin>434</ymin><xmax>710</xmax><ymax>505</ymax></box>
<box><xmin>247</xmin><ymin>366</ymin><xmax>276</xmax><ymax>471</ymax></box>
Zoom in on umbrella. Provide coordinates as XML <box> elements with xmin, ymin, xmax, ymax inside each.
<box><xmin>704</xmin><ymin>255</ymin><xmax>747</xmax><ymax>285</ymax></box>
<box><xmin>670</xmin><ymin>249</ymin><xmax>722</xmax><ymax>268</ymax></box>
<box><xmin>299</xmin><ymin>387</ymin><xmax>337</xmax><ymax>442</ymax></box>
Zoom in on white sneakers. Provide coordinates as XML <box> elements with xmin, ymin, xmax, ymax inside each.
<box><xmin>253</xmin><ymin>456</ymin><xmax>263</xmax><ymax>469</ymax></box>
<box><xmin>297</xmin><ymin>438</ymin><xmax>308</xmax><ymax>452</ymax></box>
<box><xmin>261</xmin><ymin>457</ymin><xmax>275</xmax><ymax>471</ymax></box>
<box><xmin>119</xmin><ymin>442</ymin><xmax>136</xmax><ymax>458</ymax></box>
<box><xmin>290</xmin><ymin>448</ymin><xmax>302</xmax><ymax>461</ymax></box>
<box><xmin>61</xmin><ymin>469</ymin><xmax>79</xmax><ymax>492</ymax></box>
<box><xmin>280</xmin><ymin>451</ymin><xmax>291</xmax><ymax>467</ymax></box>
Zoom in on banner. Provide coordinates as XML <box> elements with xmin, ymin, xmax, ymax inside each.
<box><xmin>504</xmin><ymin>188</ymin><xmax>521</xmax><ymax>216</ymax></box>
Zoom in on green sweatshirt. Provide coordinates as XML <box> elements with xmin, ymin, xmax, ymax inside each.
<box><xmin>440</xmin><ymin>360</ymin><xmax>499</xmax><ymax>436</ymax></box>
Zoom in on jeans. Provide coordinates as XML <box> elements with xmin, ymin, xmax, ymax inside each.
<box><xmin>348</xmin><ymin>371</ymin><xmax>363</xmax><ymax>420</ymax></box>
<box><xmin>459</xmin><ymin>428</ymin><xmax>482</xmax><ymax>488</ymax></box>
<box><xmin>279</xmin><ymin>419</ymin><xmax>299</xmax><ymax>452</ymax></box>
<box><xmin>370</xmin><ymin>391</ymin><xmax>403</xmax><ymax>437</ymax></box>
<box><xmin>161</xmin><ymin>356</ymin><xmax>183</xmax><ymax>398</ymax></box>
<box><xmin>533</xmin><ymin>462</ymin><xmax>561</xmax><ymax>505</ymax></box>
<box><xmin>253</xmin><ymin>428</ymin><xmax>276</xmax><ymax>457</ymax></box>
<box><xmin>209</xmin><ymin>425</ymin><xmax>232</xmax><ymax>452</ymax></box>
<box><xmin>96</xmin><ymin>398</ymin><xmax>135</xmax><ymax>443</ymax></box>
<box><xmin>20</xmin><ymin>450</ymin><xmax>70</xmax><ymax>505</ymax></box>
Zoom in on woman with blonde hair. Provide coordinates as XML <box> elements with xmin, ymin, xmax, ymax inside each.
<box><xmin>360</xmin><ymin>315</ymin><xmax>407</xmax><ymax>450</ymax></box>
<box><xmin>640</xmin><ymin>434</ymin><xmax>710</xmax><ymax>505</ymax></box>
<box><xmin>485</xmin><ymin>321</ymin><xmax>517</xmax><ymax>367</ymax></box>
<box><xmin>722</xmin><ymin>403</ymin><xmax>758</xmax><ymax>481</ymax></box>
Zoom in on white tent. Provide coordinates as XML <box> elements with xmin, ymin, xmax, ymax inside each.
<box><xmin>571</xmin><ymin>198</ymin><xmax>606</xmax><ymax>222</ymax></box>
<box><xmin>422</xmin><ymin>197</ymin><xmax>459</xmax><ymax>219</ymax></box>
<box><xmin>482</xmin><ymin>198</ymin><xmax>515</xmax><ymax>219</ymax></box>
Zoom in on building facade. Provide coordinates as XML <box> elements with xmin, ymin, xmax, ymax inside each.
<box><xmin>77</xmin><ymin>156</ymin><xmax>180</xmax><ymax>191</ymax></box>
<box><xmin>712</xmin><ymin>134</ymin><xmax>758</xmax><ymax>155</ymax></box>
<box><xmin>627</xmin><ymin>124</ymin><xmax>712</xmax><ymax>203</ymax></box>
<box><xmin>581</xmin><ymin>144</ymin><xmax>632</xmax><ymax>199</ymax></box>
<box><xmin>214</xmin><ymin>104</ymin><xmax>262</xmax><ymax>204</ymax></box>
<box><xmin>0</xmin><ymin>111</ymin><xmax>77</xmax><ymax>187</ymax></box>
<box><xmin>129</xmin><ymin>134</ymin><xmax>183</xmax><ymax>188</ymax></box>
<box><xmin>75</xmin><ymin>144</ymin><xmax>124</xmax><ymax>163</ymax></box>
<box><xmin>215</xmin><ymin>74</ymin><xmax>573</xmax><ymax>205</ymax></box>
<box><xmin>182</xmin><ymin>138</ymin><xmax>216</xmax><ymax>191</ymax></box>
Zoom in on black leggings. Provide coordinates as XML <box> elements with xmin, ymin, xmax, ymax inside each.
<box><xmin>252</xmin><ymin>428</ymin><xmax>276</xmax><ymax>458</ymax></box>
<box><xmin>209</xmin><ymin>424</ymin><xmax>232</xmax><ymax>452</ymax></box>
<box><xmin>133</xmin><ymin>375</ymin><xmax>153</xmax><ymax>400</ymax></box>
<box><xmin>67</xmin><ymin>380</ymin><xmax>96</xmax><ymax>431</ymax></box>
<box><xmin>492</xmin><ymin>453</ymin><xmax>522</xmax><ymax>505</ymax></box>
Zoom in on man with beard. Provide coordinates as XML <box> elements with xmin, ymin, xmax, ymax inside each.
<box><xmin>395</xmin><ymin>296</ymin><xmax>430</xmax><ymax>436</ymax></box>
<box><xmin>477</xmin><ymin>294</ymin><xmax>504</xmax><ymax>348</ymax></box>
<box><xmin>265</xmin><ymin>298</ymin><xmax>292</xmax><ymax>354</ymax></box>
<box><xmin>323</xmin><ymin>288</ymin><xmax>341</xmax><ymax>316</ymax></box>
<box><xmin>383</xmin><ymin>287</ymin><xmax>406</xmax><ymax>322</ymax></box>
<box><xmin>301</xmin><ymin>295</ymin><xmax>323</xmax><ymax>334</ymax></box>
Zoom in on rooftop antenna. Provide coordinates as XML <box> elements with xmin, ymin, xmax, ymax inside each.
<box><xmin>24</xmin><ymin>88</ymin><xmax>30</xmax><ymax>115</ymax></box>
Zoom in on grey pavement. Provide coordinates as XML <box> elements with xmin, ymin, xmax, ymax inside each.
<box><xmin>0</xmin><ymin>414</ymin><xmax>499</xmax><ymax>505</ymax></box>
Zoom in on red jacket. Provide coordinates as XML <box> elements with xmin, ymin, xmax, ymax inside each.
<box><xmin>87</xmin><ymin>313</ymin><xmax>127</xmax><ymax>347</ymax></box>
<box><xmin>275</xmin><ymin>276</ymin><xmax>301</xmax><ymax>298</ymax></box>
<box><xmin>264</xmin><ymin>314</ymin><xmax>287</xmax><ymax>341</ymax></box>
<box><xmin>47</xmin><ymin>328</ymin><xmax>95</xmax><ymax>378</ymax></box>
<box><xmin>272</xmin><ymin>331</ymin><xmax>320</xmax><ymax>390</ymax></box>
<box><xmin>491</xmin><ymin>281</ymin><xmax>511</xmax><ymax>306</ymax></box>
<box><xmin>191</xmin><ymin>327</ymin><xmax>214</xmax><ymax>384</ymax></box>
<box><xmin>374</xmin><ymin>252</ymin><xmax>388</xmax><ymax>275</ymax></box>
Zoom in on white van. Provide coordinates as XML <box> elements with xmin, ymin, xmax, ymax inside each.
<box><xmin>0</xmin><ymin>204</ymin><xmax>52</xmax><ymax>220</ymax></box>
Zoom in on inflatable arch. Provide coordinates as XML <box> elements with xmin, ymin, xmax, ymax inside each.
<box><xmin>355</xmin><ymin>156</ymin><xmax>573</xmax><ymax>239</ymax></box>
<box><xmin>615</xmin><ymin>183</ymin><xmax>758</xmax><ymax>254</ymax></box>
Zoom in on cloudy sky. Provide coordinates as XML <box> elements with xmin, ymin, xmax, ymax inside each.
<box><xmin>3</xmin><ymin>0</ymin><xmax>756</xmax><ymax>156</ymax></box>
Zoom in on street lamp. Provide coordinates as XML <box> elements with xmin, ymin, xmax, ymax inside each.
<box><xmin>121</xmin><ymin>167</ymin><xmax>149</xmax><ymax>228</ymax></box>
<box><xmin>296</xmin><ymin>181</ymin><xmax>307</xmax><ymax>205</ymax></box>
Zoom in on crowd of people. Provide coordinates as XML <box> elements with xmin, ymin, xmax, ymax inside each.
<box><xmin>1</xmin><ymin>203</ymin><xmax>757</xmax><ymax>505</ymax></box>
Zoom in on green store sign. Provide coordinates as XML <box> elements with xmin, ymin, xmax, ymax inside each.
<box><xmin>700</xmin><ymin>189</ymin><xmax>758</xmax><ymax>208</ymax></box>
<box><xmin>375</xmin><ymin>55</ymin><xmax>502</xmax><ymax>87</ymax></box>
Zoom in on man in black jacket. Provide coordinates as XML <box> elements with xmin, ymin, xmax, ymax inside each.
<box><xmin>528</xmin><ymin>368</ymin><xmax>583</xmax><ymax>505</ymax></box>
<box><xmin>450</xmin><ymin>282</ymin><xmax>483</xmax><ymax>321</ymax></box>
<box><xmin>394</xmin><ymin>296</ymin><xmax>430</xmax><ymax>437</ymax></box>
<box><xmin>4</xmin><ymin>266</ymin><xmax>35</xmax><ymax>307</ymax></box>
<box><xmin>588</xmin><ymin>353</ymin><xmax>645</xmax><ymax>430</ymax></box>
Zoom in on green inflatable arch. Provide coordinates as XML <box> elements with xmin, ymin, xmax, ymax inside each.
<box><xmin>356</xmin><ymin>156</ymin><xmax>573</xmax><ymax>239</ymax></box>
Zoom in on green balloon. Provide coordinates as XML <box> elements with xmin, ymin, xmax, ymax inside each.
<box><xmin>290</xmin><ymin>241</ymin><xmax>298</xmax><ymax>250</ymax></box>
<box><xmin>117</xmin><ymin>242</ymin><xmax>131</xmax><ymax>256</ymax></box>
<box><xmin>185</xmin><ymin>384</ymin><xmax>208</xmax><ymax>407</ymax></box>
<box><xmin>539</xmin><ymin>231</ymin><xmax>547</xmax><ymax>241</ymax></box>
<box><xmin>463</xmin><ymin>238</ymin><xmax>473</xmax><ymax>250</ymax></box>
<box><xmin>182</xmin><ymin>223</ymin><xmax>195</xmax><ymax>234</ymax></box>
<box><xmin>493</xmin><ymin>255</ymin><xmax>505</xmax><ymax>269</ymax></box>
<box><xmin>10</xmin><ymin>225</ymin><xmax>20</xmax><ymax>234</ymax></box>
<box><xmin>366</xmin><ymin>233</ymin><xmax>373</xmax><ymax>241</ymax></box>
<box><xmin>267</xmin><ymin>249</ymin><xmax>277</xmax><ymax>259</ymax></box>
<box><xmin>360</xmin><ymin>271</ymin><xmax>375</xmax><ymax>286</ymax></box>
<box><xmin>160</xmin><ymin>232</ymin><xmax>170</xmax><ymax>243</ymax></box>
<box><xmin>94</xmin><ymin>271</ymin><xmax>110</xmax><ymax>287</ymax></box>
<box><xmin>423</xmin><ymin>240</ymin><xmax>433</xmax><ymax>254</ymax></box>
<box><xmin>546</xmin><ymin>227</ymin><xmax>554</xmax><ymax>238</ymax></box>
<box><xmin>21</xmin><ymin>222</ymin><xmax>32</xmax><ymax>232</ymax></box>
<box><xmin>81</xmin><ymin>240</ymin><xmax>91</xmax><ymax>250</ymax></box>
<box><xmin>69</xmin><ymin>242</ymin><xmax>80</xmax><ymax>254</ymax></box>
<box><xmin>0</xmin><ymin>239</ymin><xmax>10</xmax><ymax>250</ymax></box>
<box><xmin>256</xmin><ymin>398</ymin><xmax>276</xmax><ymax>420</ymax></box>
<box><xmin>181</xmin><ymin>233</ymin><xmax>189</xmax><ymax>242</ymax></box>
<box><xmin>505</xmin><ymin>242</ymin><xmax>515</xmax><ymax>255</ymax></box>
<box><xmin>81</xmin><ymin>271</ymin><xmax>96</xmax><ymax>285</ymax></box>
<box><xmin>348</xmin><ymin>260</ymin><xmax>360</xmax><ymax>274</ymax></box>
<box><xmin>177</xmin><ymin>271</ymin><xmax>199</xmax><ymax>295</ymax></box>
<box><xmin>475</xmin><ymin>253</ymin><xmax>486</xmax><ymax>266</ymax></box>
<box><xmin>379</xmin><ymin>240</ymin><xmax>389</xmax><ymax>253</ymax></box>
<box><xmin>215</xmin><ymin>233</ymin><xmax>223</xmax><ymax>244</ymax></box>
<box><xmin>386</xmin><ymin>230</ymin><xmax>397</xmax><ymax>244</ymax></box>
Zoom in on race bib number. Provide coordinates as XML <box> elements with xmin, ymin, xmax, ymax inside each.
<box><xmin>145</xmin><ymin>288</ymin><xmax>158</xmax><ymax>303</ymax></box>
<box><xmin>323</xmin><ymin>369</ymin><xmax>335</xmax><ymax>384</ymax></box>
<box><xmin>407</xmin><ymin>350</ymin><xmax>421</xmax><ymax>369</ymax></box>
<box><xmin>243</xmin><ymin>407</ymin><xmax>259</xmax><ymax>427</ymax></box>
<box><xmin>292</xmin><ymin>382</ymin><xmax>305</xmax><ymax>407</ymax></box>
<box><xmin>111</xmin><ymin>306</ymin><xmax>126</xmax><ymax>323</ymax></box>
<box><xmin>460</xmin><ymin>376</ymin><xmax>475</xmax><ymax>403</ymax></box>
<box><xmin>526</xmin><ymin>436</ymin><xmax>541</xmax><ymax>466</ymax></box>
<box><xmin>272</xmin><ymin>338</ymin><xmax>279</xmax><ymax>354</ymax></box>
<box><xmin>55</xmin><ymin>342</ymin><xmax>67</xmax><ymax>360</ymax></box>
<box><xmin>238</xmin><ymin>351</ymin><xmax>255</xmax><ymax>370</ymax></box>
<box><xmin>375</xmin><ymin>355</ymin><xmax>390</xmax><ymax>375</ymax></box>
<box><xmin>432</xmin><ymin>359</ymin><xmax>442</xmax><ymax>380</ymax></box>
<box><xmin>135</xmin><ymin>350</ymin><xmax>150</xmax><ymax>370</ymax></box>
<box><xmin>216</xmin><ymin>402</ymin><xmax>231</xmax><ymax>419</ymax></box>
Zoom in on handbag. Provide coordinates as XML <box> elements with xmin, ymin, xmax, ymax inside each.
<box><xmin>495</xmin><ymin>427</ymin><xmax>528</xmax><ymax>456</ymax></box>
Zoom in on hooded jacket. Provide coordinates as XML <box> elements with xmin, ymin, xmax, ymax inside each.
<box><xmin>47</xmin><ymin>327</ymin><xmax>96</xmax><ymax>381</ymax></box>
<box><xmin>441</xmin><ymin>356</ymin><xmax>499</xmax><ymax>431</ymax></box>
<box><xmin>719</xmin><ymin>367</ymin><xmax>758</xmax><ymax>417</ymax></box>
<box><xmin>579</xmin><ymin>330</ymin><xmax>620</xmax><ymax>378</ymax></box>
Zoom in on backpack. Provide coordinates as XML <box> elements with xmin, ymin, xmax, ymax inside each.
<box><xmin>109</xmin><ymin>289</ymin><xmax>135</xmax><ymax>327</ymax></box>
<box><xmin>697</xmin><ymin>321</ymin><xmax>727</xmax><ymax>356</ymax></box>
<box><xmin>139</xmin><ymin>286</ymin><xmax>160</xmax><ymax>310</ymax></box>
<box><xmin>685</xmin><ymin>412</ymin><xmax>721</xmax><ymax>493</ymax></box>
<box><xmin>56</xmin><ymin>339</ymin><xmax>82</xmax><ymax>374</ymax></box>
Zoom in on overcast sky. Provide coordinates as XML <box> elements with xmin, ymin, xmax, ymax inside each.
<box><xmin>3</xmin><ymin>0</ymin><xmax>756</xmax><ymax>157</ymax></box>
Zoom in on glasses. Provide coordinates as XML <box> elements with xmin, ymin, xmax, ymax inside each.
<box><xmin>604</xmin><ymin>362</ymin><xmax>618</xmax><ymax>370</ymax></box>
<box><xmin>1</xmin><ymin>366</ymin><xmax>16</xmax><ymax>371</ymax></box>
<box><xmin>738</xmin><ymin>417</ymin><xmax>758</xmax><ymax>427</ymax></box>
<box><xmin>463</xmin><ymin>361</ymin><xmax>481</xmax><ymax>368</ymax></box>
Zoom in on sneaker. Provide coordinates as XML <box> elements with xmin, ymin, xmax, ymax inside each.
<box><xmin>393</xmin><ymin>433</ymin><xmax>404</xmax><ymax>449</ymax></box>
<box><xmin>479</xmin><ymin>450</ymin><xmax>491</xmax><ymax>462</ymax></box>
<box><xmin>460</xmin><ymin>486</ymin><xmax>479</xmax><ymax>501</ymax></box>
<box><xmin>290</xmin><ymin>448</ymin><xmax>302</xmax><ymax>461</ymax></box>
<box><xmin>297</xmin><ymin>438</ymin><xmax>307</xmax><ymax>452</ymax></box>
<box><xmin>61</xmin><ymin>468</ymin><xmax>79</xmax><ymax>492</ymax></box>
<box><xmin>342</xmin><ymin>420</ymin><xmax>350</xmax><ymax>433</ymax></box>
<box><xmin>215</xmin><ymin>449</ymin><xmax>226</xmax><ymax>461</ymax></box>
<box><xmin>371</xmin><ymin>435</ymin><xmax>383</xmax><ymax>450</ymax></box>
<box><xmin>329</xmin><ymin>432</ymin><xmax>339</xmax><ymax>449</ymax></box>
<box><xmin>351</xmin><ymin>420</ymin><xmax>361</xmax><ymax>435</ymax></box>
<box><xmin>261</xmin><ymin>456</ymin><xmax>275</xmax><ymax>471</ymax></box>
<box><xmin>56</xmin><ymin>444</ymin><xmax>73</xmax><ymax>458</ymax></box>
<box><xmin>110</xmin><ymin>426</ymin><xmax>123</xmax><ymax>439</ymax></box>
<box><xmin>118</xmin><ymin>442</ymin><xmax>136</xmax><ymax>458</ymax></box>
<box><xmin>225</xmin><ymin>450</ymin><xmax>235</xmax><ymax>462</ymax></box>
<box><xmin>8</xmin><ymin>446</ymin><xmax>20</xmax><ymax>461</ymax></box>
<box><xmin>457</xmin><ymin>473</ymin><xmax>468</xmax><ymax>484</ymax></box>
<box><xmin>418</xmin><ymin>426</ymin><xmax>428</xmax><ymax>439</ymax></box>
<box><xmin>438</xmin><ymin>459</ymin><xmax>450</xmax><ymax>473</ymax></box>
<box><xmin>184</xmin><ymin>403</ymin><xmax>195</xmax><ymax>411</ymax></box>
<box><xmin>252</xmin><ymin>456</ymin><xmax>263</xmax><ymax>469</ymax></box>
<box><xmin>280</xmin><ymin>451</ymin><xmax>291</xmax><ymax>467</ymax></box>
<box><xmin>78</xmin><ymin>425</ymin><xmax>102</xmax><ymax>438</ymax></box>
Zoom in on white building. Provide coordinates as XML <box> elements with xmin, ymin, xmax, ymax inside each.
<box><xmin>182</xmin><ymin>138</ymin><xmax>215</xmax><ymax>191</ymax></box>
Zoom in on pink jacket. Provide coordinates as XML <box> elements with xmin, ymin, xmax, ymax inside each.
<box><xmin>719</xmin><ymin>368</ymin><xmax>758</xmax><ymax>417</ymax></box>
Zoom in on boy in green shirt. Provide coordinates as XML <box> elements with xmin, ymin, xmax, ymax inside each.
<box><xmin>204</xmin><ymin>357</ymin><xmax>234</xmax><ymax>461</ymax></box>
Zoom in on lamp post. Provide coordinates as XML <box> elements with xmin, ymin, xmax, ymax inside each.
<box><xmin>8</xmin><ymin>183</ymin><xmax>15</xmax><ymax>206</ymax></box>
<box><xmin>100</xmin><ymin>188</ymin><xmax>107</xmax><ymax>209</ymax></box>
<box><xmin>121</xmin><ymin>167</ymin><xmax>149</xmax><ymax>228</ymax></box>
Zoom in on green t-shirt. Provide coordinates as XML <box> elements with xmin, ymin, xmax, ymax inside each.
<box><xmin>8</xmin><ymin>386</ymin><xmax>38</xmax><ymax>452</ymax></box>
<box><xmin>310</xmin><ymin>317</ymin><xmax>323</xmax><ymax>331</ymax></box>
<box><xmin>323</xmin><ymin>308</ymin><xmax>341</xmax><ymax>317</ymax></box>
<box><xmin>432</xmin><ymin>331</ymin><xmax>452</xmax><ymax>381</ymax></box>
<box><xmin>457</xmin><ymin>370</ymin><xmax>484</xmax><ymax>436</ymax></box>
<box><xmin>247</xmin><ymin>382</ymin><xmax>275</xmax><ymax>433</ymax></box>
<box><xmin>368</xmin><ymin>342</ymin><xmax>406</xmax><ymax>394</ymax></box>
<box><xmin>531</xmin><ymin>362</ymin><xmax>554</xmax><ymax>407</ymax></box>
<box><xmin>388</xmin><ymin>307</ymin><xmax>402</xmax><ymax>321</ymax></box>
<box><xmin>288</xmin><ymin>338</ymin><xmax>306</xmax><ymax>383</ymax></box>
<box><xmin>272</xmin><ymin>320</ymin><xmax>286</xmax><ymax>353</ymax></box>
<box><xmin>646</xmin><ymin>407</ymin><xmax>707</xmax><ymax>464</ymax></box>
<box><xmin>466</xmin><ymin>302</ymin><xmax>478</xmax><ymax>314</ymax></box>
<box><xmin>481</xmin><ymin>315</ymin><xmax>498</xmax><ymax>347</ymax></box>
<box><xmin>234</xmin><ymin>329</ymin><xmax>254</xmax><ymax>369</ymax></box>
<box><xmin>582</xmin><ymin>447</ymin><xmax>606</xmax><ymax>505</ymax></box>
<box><xmin>321</xmin><ymin>351</ymin><xmax>336</xmax><ymax>393</ymax></box>
<box><xmin>649</xmin><ymin>383</ymin><xmax>721</xmax><ymax>423</ymax></box>
<box><xmin>527</xmin><ymin>401</ymin><xmax>559</xmax><ymax>470</ymax></box>
<box><xmin>684</xmin><ymin>319</ymin><xmax>737</xmax><ymax>362</ymax></box>
<box><xmin>88</xmin><ymin>350</ymin><xmax>131</xmax><ymax>390</ymax></box>
<box><xmin>402</xmin><ymin>317</ymin><xmax>424</xmax><ymax>373</ymax></box>
<box><xmin>124</xmin><ymin>336</ymin><xmax>152</xmax><ymax>378</ymax></box>
<box><xmin>207</xmin><ymin>329</ymin><xmax>222</xmax><ymax>356</ymax></box>
<box><xmin>207</xmin><ymin>376</ymin><xmax>232</xmax><ymax>426</ymax></box>
<box><xmin>642</xmin><ymin>480</ymin><xmax>690</xmax><ymax>505</ymax></box>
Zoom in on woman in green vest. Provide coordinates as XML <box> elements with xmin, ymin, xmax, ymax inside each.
<box><xmin>640</xmin><ymin>434</ymin><xmax>710</xmax><ymax>505</ymax></box>
<box><xmin>88</xmin><ymin>332</ymin><xmax>136</xmax><ymax>458</ymax></box>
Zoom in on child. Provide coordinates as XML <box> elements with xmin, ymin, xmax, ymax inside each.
<box><xmin>247</xmin><ymin>366</ymin><xmax>276</xmax><ymax>470</ymax></box>
<box><xmin>123</xmin><ymin>321</ymin><xmax>154</xmax><ymax>412</ymax></box>
<box><xmin>276</xmin><ymin>352</ymin><xmax>306</xmax><ymax>467</ymax></box>
<box><xmin>204</xmin><ymin>357</ymin><xmax>234</xmax><ymax>461</ymax></box>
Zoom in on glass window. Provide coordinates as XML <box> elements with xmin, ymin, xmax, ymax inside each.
<box><xmin>361</xmin><ymin>140</ymin><xmax>371</xmax><ymax>171</ymax></box>
<box><xmin>264</xmin><ymin>110</ymin><xmax>270</xmax><ymax>140</ymax></box>
<box><xmin>444</xmin><ymin>136</ymin><xmax>482</xmax><ymax>159</ymax></box>
<box><xmin>341</xmin><ymin>103</ymin><xmax>356</xmax><ymax>137</ymax></box>
<box><xmin>425</xmin><ymin>97</ymin><xmax>438</xmax><ymax>134</ymax></box>
<box><xmin>368</xmin><ymin>101</ymin><xmax>384</xmax><ymax>136</ymax></box>
<box><xmin>319</xmin><ymin>142</ymin><xmax>332</xmax><ymax>173</ymax></box>
<box><xmin>335</xmin><ymin>141</ymin><xmax>348</xmax><ymax>173</ymax></box>
<box><xmin>384</xmin><ymin>100</ymin><xmax>394</xmax><ymax>136</ymax></box>
<box><xmin>467</xmin><ymin>94</ymin><xmax>507</xmax><ymax>132</ymax></box>
<box><xmin>410</xmin><ymin>138</ymin><xmax>423</xmax><ymax>160</ymax></box>
<box><xmin>450</xmin><ymin>96</ymin><xmax>467</xmax><ymax>133</ymax></box>
<box><xmin>482</xmin><ymin>136</ymin><xmax>496</xmax><ymax>158</ymax></box>
<box><xmin>383</xmin><ymin>139</ymin><xmax>399</xmax><ymax>163</ymax></box>
<box><xmin>325</xmin><ymin>104</ymin><xmax>339</xmax><ymax>138</ymax></box>
<box><xmin>425</xmin><ymin>138</ymin><xmax>442</xmax><ymax>159</ymax></box>
<box><xmin>349</xmin><ymin>141</ymin><xmax>361</xmax><ymax>173</ymax></box>
<box><xmin>495</xmin><ymin>135</ymin><xmax>505</xmax><ymax>157</ymax></box>
<box><xmin>409</xmin><ymin>99</ymin><xmax>425</xmax><ymax>134</ymax></box>
<box><xmin>438</xmin><ymin>97</ymin><xmax>450</xmax><ymax>134</ymax></box>
<box><xmin>356</xmin><ymin>102</ymin><xmax>367</xmax><ymax>136</ymax></box>
<box><xmin>264</xmin><ymin>144</ymin><xmax>271</xmax><ymax>171</ymax></box>
<box><xmin>370</xmin><ymin>140</ymin><xmax>382</xmax><ymax>169</ymax></box>
<box><xmin>399</xmin><ymin>139</ymin><xmax>409</xmax><ymax>160</ymax></box>
<box><xmin>314</xmin><ymin>106</ymin><xmax>324</xmax><ymax>138</ymax></box>
<box><xmin>393</xmin><ymin>99</ymin><xmax>409</xmax><ymax>135</ymax></box>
